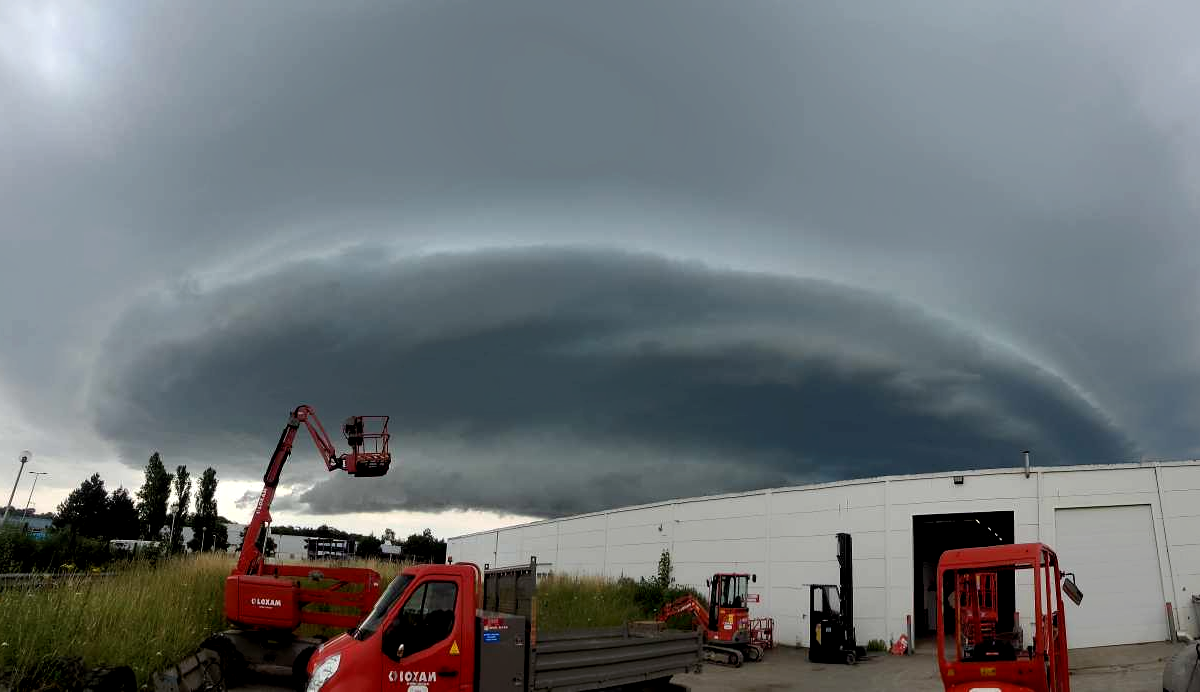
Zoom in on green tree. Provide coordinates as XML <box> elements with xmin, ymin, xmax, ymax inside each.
<box><xmin>54</xmin><ymin>473</ymin><xmax>110</xmax><ymax>538</ymax></box>
<box><xmin>211</xmin><ymin>521</ymin><xmax>230</xmax><ymax>551</ymax></box>
<box><xmin>656</xmin><ymin>549</ymin><xmax>673</xmax><ymax>589</ymax></box>
<box><xmin>135</xmin><ymin>452</ymin><xmax>173</xmax><ymax>540</ymax></box>
<box><xmin>382</xmin><ymin>528</ymin><xmax>397</xmax><ymax>545</ymax></box>
<box><xmin>238</xmin><ymin>527</ymin><xmax>276</xmax><ymax>557</ymax></box>
<box><xmin>169</xmin><ymin>465</ymin><xmax>192</xmax><ymax>552</ymax></box>
<box><xmin>107</xmin><ymin>487</ymin><xmax>142</xmax><ymax>540</ymax></box>
<box><xmin>355</xmin><ymin>534</ymin><xmax>383</xmax><ymax>558</ymax></box>
<box><xmin>187</xmin><ymin>467</ymin><xmax>220</xmax><ymax>551</ymax></box>
<box><xmin>401</xmin><ymin>528</ymin><xmax>446</xmax><ymax>563</ymax></box>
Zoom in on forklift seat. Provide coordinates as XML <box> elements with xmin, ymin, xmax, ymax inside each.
<box><xmin>966</xmin><ymin>638</ymin><xmax>1016</xmax><ymax>662</ymax></box>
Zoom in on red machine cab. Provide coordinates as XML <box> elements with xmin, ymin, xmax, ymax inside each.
<box><xmin>936</xmin><ymin>543</ymin><xmax>1083</xmax><ymax>692</ymax></box>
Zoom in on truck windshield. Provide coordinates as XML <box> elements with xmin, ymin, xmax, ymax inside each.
<box><xmin>353</xmin><ymin>573</ymin><xmax>414</xmax><ymax>640</ymax></box>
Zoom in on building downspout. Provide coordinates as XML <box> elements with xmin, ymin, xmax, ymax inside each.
<box><xmin>1153</xmin><ymin>463</ymin><xmax>1180</xmax><ymax>639</ymax></box>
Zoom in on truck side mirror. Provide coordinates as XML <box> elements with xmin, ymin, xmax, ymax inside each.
<box><xmin>395</xmin><ymin>643</ymin><xmax>405</xmax><ymax>659</ymax></box>
<box><xmin>706</xmin><ymin>579</ymin><xmax>711</xmax><ymax>587</ymax></box>
<box><xmin>1062</xmin><ymin>575</ymin><xmax>1083</xmax><ymax>606</ymax></box>
<box><xmin>752</xmin><ymin>574</ymin><xmax>757</xmax><ymax>583</ymax></box>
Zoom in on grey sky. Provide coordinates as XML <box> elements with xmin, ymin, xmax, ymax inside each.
<box><xmin>1</xmin><ymin>1</ymin><xmax>1197</xmax><ymax>526</ymax></box>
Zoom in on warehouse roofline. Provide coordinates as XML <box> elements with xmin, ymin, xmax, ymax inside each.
<box><xmin>447</xmin><ymin>458</ymin><xmax>1200</xmax><ymax>541</ymax></box>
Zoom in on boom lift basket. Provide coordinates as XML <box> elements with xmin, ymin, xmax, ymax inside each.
<box><xmin>342</xmin><ymin>415</ymin><xmax>391</xmax><ymax>477</ymax></box>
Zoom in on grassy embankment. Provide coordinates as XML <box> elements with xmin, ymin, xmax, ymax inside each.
<box><xmin>0</xmin><ymin>555</ymin><xmax>694</xmax><ymax>690</ymax></box>
<box><xmin>0</xmin><ymin>553</ymin><xmax>408</xmax><ymax>690</ymax></box>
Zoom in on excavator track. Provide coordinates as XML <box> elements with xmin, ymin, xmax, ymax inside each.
<box><xmin>703</xmin><ymin>644</ymin><xmax>745</xmax><ymax>668</ymax></box>
<box><xmin>744</xmin><ymin>644</ymin><xmax>764</xmax><ymax>662</ymax></box>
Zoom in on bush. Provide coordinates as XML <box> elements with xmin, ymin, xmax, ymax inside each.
<box><xmin>0</xmin><ymin>527</ymin><xmax>114</xmax><ymax>573</ymax></box>
<box><xmin>867</xmin><ymin>638</ymin><xmax>888</xmax><ymax>652</ymax></box>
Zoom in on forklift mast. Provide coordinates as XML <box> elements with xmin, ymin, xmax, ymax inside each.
<box><xmin>838</xmin><ymin>532</ymin><xmax>853</xmax><ymax>635</ymax></box>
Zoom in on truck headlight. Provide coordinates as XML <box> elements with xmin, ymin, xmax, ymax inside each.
<box><xmin>306</xmin><ymin>653</ymin><xmax>340</xmax><ymax>692</ymax></box>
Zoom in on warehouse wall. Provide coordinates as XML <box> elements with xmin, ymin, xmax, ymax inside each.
<box><xmin>447</xmin><ymin>460</ymin><xmax>1200</xmax><ymax>647</ymax></box>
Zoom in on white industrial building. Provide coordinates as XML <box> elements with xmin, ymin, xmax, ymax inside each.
<box><xmin>448</xmin><ymin>460</ymin><xmax>1200</xmax><ymax>649</ymax></box>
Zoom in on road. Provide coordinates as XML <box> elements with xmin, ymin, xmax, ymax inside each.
<box><xmin>232</xmin><ymin>641</ymin><xmax>1183</xmax><ymax>691</ymax></box>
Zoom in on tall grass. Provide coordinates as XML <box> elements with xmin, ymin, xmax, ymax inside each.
<box><xmin>0</xmin><ymin>553</ymin><xmax>230</xmax><ymax>689</ymax></box>
<box><xmin>536</xmin><ymin>575</ymin><xmax>644</xmax><ymax>632</ymax></box>
<box><xmin>0</xmin><ymin>556</ymin><xmax>695</xmax><ymax>689</ymax></box>
<box><xmin>535</xmin><ymin>574</ymin><xmax>705</xmax><ymax>633</ymax></box>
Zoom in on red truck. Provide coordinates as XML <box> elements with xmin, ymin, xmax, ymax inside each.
<box><xmin>305</xmin><ymin>558</ymin><xmax>703</xmax><ymax>692</ymax></box>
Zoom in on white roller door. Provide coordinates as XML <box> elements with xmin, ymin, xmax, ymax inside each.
<box><xmin>1054</xmin><ymin>505</ymin><xmax>1166</xmax><ymax>648</ymax></box>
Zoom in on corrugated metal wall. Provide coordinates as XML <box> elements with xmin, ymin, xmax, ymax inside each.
<box><xmin>448</xmin><ymin>461</ymin><xmax>1200</xmax><ymax>647</ymax></box>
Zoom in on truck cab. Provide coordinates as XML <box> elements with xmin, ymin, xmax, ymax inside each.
<box><xmin>306</xmin><ymin>563</ymin><xmax>476</xmax><ymax>692</ymax></box>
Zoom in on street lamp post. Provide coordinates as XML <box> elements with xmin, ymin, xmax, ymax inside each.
<box><xmin>169</xmin><ymin>501</ymin><xmax>180</xmax><ymax>552</ymax></box>
<box><xmin>23</xmin><ymin>471</ymin><xmax>49</xmax><ymax>517</ymax></box>
<box><xmin>1</xmin><ymin>451</ymin><xmax>32</xmax><ymax>529</ymax></box>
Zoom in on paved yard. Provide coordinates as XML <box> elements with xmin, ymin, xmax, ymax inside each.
<box><xmin>235</xmin><ymin>641</ymin><xmax>1184</xmax><ymax>691</ymax></box>
<box><xmin>676</xmin><ymin>641</ymin><xmax>1182</xmax><ymax>692</ymax></box>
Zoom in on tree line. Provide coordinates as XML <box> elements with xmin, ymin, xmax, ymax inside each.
<box><xmin>38</xmin><ymin>451</ymin><xmax>449</xmax><ymax>564</ymax></box>
<box><xmin>259</xmin><ymin>524</ymin><xmax>447</xmax><ymax>562</ymax></box>
<box><xmin>53</xmin><ymin>452</ymin><xmax>228</xmax><ymax>552</ymax></box>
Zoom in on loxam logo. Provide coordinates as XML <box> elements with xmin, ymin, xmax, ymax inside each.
<box><xmin>250</xmin><ymin>598</ymin><xmax>282</xmax><ymax>607</ymax></box>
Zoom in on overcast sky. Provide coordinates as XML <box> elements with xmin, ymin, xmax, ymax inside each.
<box><xmin>1</xmin><ymin>1</ymin><xmax>1198</xmax><ymax>539</ymax></box>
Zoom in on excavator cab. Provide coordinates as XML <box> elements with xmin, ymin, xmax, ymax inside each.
<box><xmin>342</xmin><ymin>415</ymin><xmax>391</xmax><ymax>477</ymax></box>
<box><xmin>708</xmin><ymin>573</ymin><xmax>753</xmax><ymax>634</ymax></box>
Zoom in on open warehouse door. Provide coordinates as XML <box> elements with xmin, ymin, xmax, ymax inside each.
<box><xmin>912</xmin><ymin>511</ymin><xmax>1014</xmax><ymax>639</ymax></box>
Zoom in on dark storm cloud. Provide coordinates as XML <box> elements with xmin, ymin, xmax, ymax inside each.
<box><xmin>90</xmin><ymin>248</ymin><xmax>1132</xmax><ymax>516</ymax></box>
<box><xmin>1</xmin><ymin>0</ymin><xmax>1198</xmax><ymax>505</ymax></box>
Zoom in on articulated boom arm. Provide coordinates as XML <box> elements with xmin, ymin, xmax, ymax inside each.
<box><xmin>235</xmin><ymin>405</ymin><xmax>391</xmax><ymax>576</ymax></box>
<box><xmin>657</xmin><ymin>594</ymin><xmax>710</xmax><ymax>630</ymax></box>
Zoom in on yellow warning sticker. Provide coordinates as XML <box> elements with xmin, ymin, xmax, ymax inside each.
<box><xmin>449</xmin><ymin>640</ymin><xmax>460</xmax><ymax>656</ymax></box>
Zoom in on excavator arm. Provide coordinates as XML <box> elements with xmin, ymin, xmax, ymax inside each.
<box><xmin>657</xmin><ymin>594</ymin><xmax>711</xmax><ymax>630</ymax></box>
<box><xmin>235</xmin><ymin>405</ymin><xmax>390</xmax><ymax>576</ymax></box>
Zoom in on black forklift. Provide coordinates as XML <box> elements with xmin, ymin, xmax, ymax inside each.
<box><xmin>808</xmin><ymin>532</ymin><xmax>867</xmax><ymax>665</ymax></box>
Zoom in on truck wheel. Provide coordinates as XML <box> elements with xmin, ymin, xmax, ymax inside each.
<box><xmin>844</xmin><ymin>651</ymin><xmax>857</xmax><ymax>666</ymax></box>
<box><xmin>201</xmin><ymin>635</ymin><xmax>244</xmax><ymax>688</ymax></box>
<box><xmin>293</xmin><ymin>645</ymin><xmax>318</xmax><ymax>691</ymax></box>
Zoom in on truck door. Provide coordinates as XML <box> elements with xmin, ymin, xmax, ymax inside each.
<box><xmin>379</xmin><ymin>576</ymin><xmax>464</xmax><ymax>692</ymax></box>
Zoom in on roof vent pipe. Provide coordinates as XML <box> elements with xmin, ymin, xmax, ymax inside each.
<box><xmin>1023</xmin><ymin>450</ymin><xmax>1031</xmax><ymax>479</ymax></box>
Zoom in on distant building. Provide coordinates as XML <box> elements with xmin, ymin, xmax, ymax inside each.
<box><xmin>110</xmin><ymin>539</ymin><xmax>161</xmax><ymax>555</ymax></box>
<box><xmin>306</xmin><ymin>537</ymin><xmax>355</xmax><ymax>561</ymax></box>
<box><xmin>9</xmin><ymin>514</ymin><xmax>52</xmax><ymax>539</ymax></box>
<box><xmin>449</xmin><ymin>459</ymin><xmax>1200</xmax><ymax>647</ymax></box>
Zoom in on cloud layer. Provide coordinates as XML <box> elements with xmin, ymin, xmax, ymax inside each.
<box><xmin>2</xmin><ymin>1</ymin><xmax>1198</xmax><ymax>522</ymax></box>
<box><xmin>90</xmin><ymin>248</ymin><xmax>1132</xmax><ymax>516</ymax></box>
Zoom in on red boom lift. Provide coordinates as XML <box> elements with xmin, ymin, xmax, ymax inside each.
<box><xmin>957</xmin><ymin>571</ymin><xmax>1000</xmax><ymax>648</ymax></box>
<box><xmin>937</xmin><ymin>543</ymin><xmax>1083</xmax><ymax>692</ymax></box>
<box><xmin>657</xmin><ymin>573</ymin><xmax>769</xmax><ymax>667</ymax></box>
<box><xmin>211</xmin><ymin>405</ymin><xmax>392</xmax><ymax>685</ymax></box>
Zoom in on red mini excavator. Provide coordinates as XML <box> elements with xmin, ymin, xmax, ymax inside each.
<box><xmin>657</xmin><ymin>573</ymin><xmax>768</xmax><ymax>667</ymax></box>
<box><xmin>210</xmin><ymin>404</ymin><xmax>392</xmax><ymax>686</ymax></box>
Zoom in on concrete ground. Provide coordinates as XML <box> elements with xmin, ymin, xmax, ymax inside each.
<box><xmin>676</xmin><ymin>641</ymin><xmax>1182</xmax><ymax>692</ymax></box>
<box><xmin>234</xmin><ymin>641</ymin><xmax>1183</xmax><ymax>691</ymax></box>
